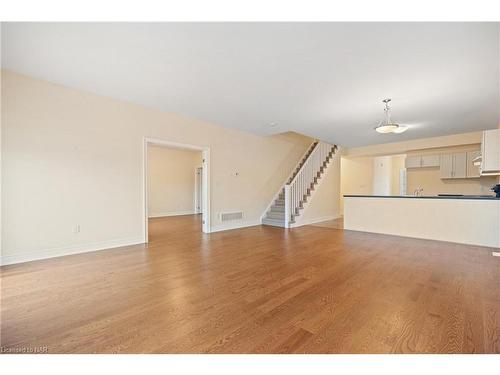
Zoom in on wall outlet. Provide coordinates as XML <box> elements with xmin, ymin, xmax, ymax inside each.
<box><xmin>73</xmin><ymin>224</ymin><xmax>80</xmax><ymax>234</ymax></box>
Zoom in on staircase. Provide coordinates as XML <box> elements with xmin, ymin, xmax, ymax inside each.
<box><xmin>262</xmin><ymin>141</ymin><xmax>338</xmax><ymax>228</ymax></box>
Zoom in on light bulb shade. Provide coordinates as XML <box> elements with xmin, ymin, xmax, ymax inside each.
<box><xmin>392</xmin><ymin>125</ymin><xmax>408</xmax><ymax>134</ymax></box>
<box><xmin>375</xmin><ymin>123</ymin><xmax>399</xmax><ymax>133</ymax></box>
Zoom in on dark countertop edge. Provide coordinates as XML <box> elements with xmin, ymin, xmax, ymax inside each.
<box><xmin>343</xmin><ymin>195</ymin><xmax>500</xmax><ymax>201</ymax></box>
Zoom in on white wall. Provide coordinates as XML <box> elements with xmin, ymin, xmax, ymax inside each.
<box><xmin>372</xmin><ymin>156</ymin><xmax>392</xmax><ymax>195</ymax></box>
<box><xmin>1</xmin><ymin>70</ymin><xmax>315</xmax><ymax>265</ymax></box>
<box><xmin>346</xmin><ymin>131</ymin><xmax>484</xmax><ymax>157</ymax></box>
<box><xmin>147</xmin><ymin>146</ymin><xmax>202</xmax><ymax>217</ymax></box>
<box><xmin>340</xmin><ymin>156</ymin><xmax>374</xmax><ymax>214</ymax></box>
<box><xmin>390</xmin><ymin>155</ymin><xmax>406</xmax><ymax>195</ymax></box>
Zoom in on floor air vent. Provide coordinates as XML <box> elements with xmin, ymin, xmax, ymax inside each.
<box><xmin>220</xmin><ymin>211</ymin><xmax>243</xmax><ymax>222</ymax></box>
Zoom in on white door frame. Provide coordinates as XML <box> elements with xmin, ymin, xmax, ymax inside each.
<box><xmin>194</xmin><ymin>166</ymin><xmax>203</xmax><ymax>214</ymax></box>
<box><xmin>143</xmin><ymin>137</ymin><xmax>211</xmax><ymax>242</ymax></box>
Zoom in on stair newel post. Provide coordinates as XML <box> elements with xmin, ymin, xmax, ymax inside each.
<box><xmin>284</xmin><ymin>184</ymin><xmax>291</xmax><ymax>228</ymax></box>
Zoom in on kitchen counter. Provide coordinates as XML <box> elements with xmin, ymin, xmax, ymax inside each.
<box><xmin>343</xmin><ymin>194</ymin><xmax>500</xmax><ymax>200</ymax></box>
<box><xmin>343</xmin><ymin>195</ymin><xmax>500</xmax><ymax>248</ymax></box>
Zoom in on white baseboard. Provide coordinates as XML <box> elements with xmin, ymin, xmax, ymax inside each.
<box><xmin>148</xmin><ymin>210</ymin><xmax>196</xmax><ymax>218</ymax></box>
<box><xmin>0</xmin><ymin>236</ymin><xmax>144</xmax><ymax>266</ymax></box>
<box><xmin>209</xmin><ymin>220</ymin><xmax>261</xmax><ymax>233</ymax></box>
<box><xmin>292</xmin><ymin>214</ymin><xmax>341</xmax><ymax>227</ymax></box>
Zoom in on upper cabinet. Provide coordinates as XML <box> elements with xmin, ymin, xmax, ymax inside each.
<box><xmin>480</xmin><ymin>129</ymin><xmax>500</xmax><ymax>175</ymax></box>
<box><xmin>405</xmin><ymin>150</ymin><xmax>480</xmax><ymax>179</ymax></box>
<box><xmin>405</xmin><ymin>156</ymin><xmax>421</xmax><ymax>168</ymax></box>
<box><xmin>440</xmin><ymin>153</ymin><xmax>467</xmax><ymax>179</ymax></box>
<box><xmin>405</xmin><ymin>154</ymin><xmax>440</xmax><ymax>168</ymax></box>
<box><xmin>439</xmin><ymin>154</ymin><xmax>453</xmax><ymax>179</ymax></box>
<box><xmin>421</xmin><ymin>155</ymin><xmax>441</xmax><ymax>167</ymax></box>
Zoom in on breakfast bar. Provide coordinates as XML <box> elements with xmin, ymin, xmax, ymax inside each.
<box><xmin>343</xmin><ymin>195</ymin><xmax>500</xmax><ymax>248</ymax></box>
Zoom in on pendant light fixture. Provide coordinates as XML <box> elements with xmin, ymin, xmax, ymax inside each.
<box><xmin>374</xmin><ymin>98</ymin><xmax>408</xmax><ymax>134</ymax></box>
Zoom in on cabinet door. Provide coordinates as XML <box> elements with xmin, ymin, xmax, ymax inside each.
<box><xmin>466</xmin><ymin>151</ymin><xmax>481</xmax><ymax>178</ymax></box>
<box><xmin>421</xmin><ymin>154</ymin><xmax>440</xmax><ymax>167</ymax></box>
<box><xmin>440</xmin><ymin>154</ymin><xmax>453</xmax><ymax>179</ymax></box>
<box><xmin>452</xmin><ymin>153</ymin><xmax>467</xmax><ymax>178</ymax></box>
<box><xmin>482</xmin><ymin>129</ymin><xmax>500</xmax><ymax>172</ymax></box>
<box><xmin>405</xmin><ymin>156</ymin><xmax>421</xmax><ymax>168</ymax></box>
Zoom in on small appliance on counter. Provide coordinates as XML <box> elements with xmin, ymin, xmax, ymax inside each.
<box><xmin>492</xmin><ymin>184</ymin><xmax>500</xmax><ymax>198</ymax></box>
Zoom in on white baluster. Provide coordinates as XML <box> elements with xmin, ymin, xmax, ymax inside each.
<box><xmin>285</xmin><ymin>184</ymin><xmax>290</xmax><ymax>228</ymax></box>
<box><xmin>282</xmin><ymin>142</ymin><xmax>335</xmax><ymax>226</ymax></box>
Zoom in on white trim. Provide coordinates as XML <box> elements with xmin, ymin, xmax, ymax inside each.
<box><xmin>149</xmin><ymin>211</ymin><xmax>196</xmax><ymax>218</ymax></box>
<box><xmin>0</xmin><ymin>236</ymin><xmax>144</xmax><ymax>266</ymax></box>
<box><xmin>144</xmin><ymin>138</ymin><xmax>207</xmax><ymax>152</ymax></box>
<box><xmin>202</xmin><ymin>149</ymin><xmax>210</xmax><ymax>233</ymax></box>
<box><xmin>209</xmin><ymin>220</ymin><xmax>261</xmax><ymax>233</ymax></box>
<box><xmin>143</xmin><ymin>138</ymin><xmax>149</xmax><ymax>242</ymax></box>
<box><xmin>143</xmin><ymin>137</ymin><xmax>211</xmax><ymax>240</ymax></box>
<box><xmin>194</xmin><ymin>166</ymin><xmax>203</xmax><ymax>214</ymax></box>
<box><xmin>291</xmin><ymin>214</ymin><xmax>341</xmax><ymax>227</ymax></box>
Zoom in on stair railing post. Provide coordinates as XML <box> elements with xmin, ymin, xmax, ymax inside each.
<box><xmin>284</xmin><ymin>184</ymin><xmax>291</xmax><ymax>228</ymax></box>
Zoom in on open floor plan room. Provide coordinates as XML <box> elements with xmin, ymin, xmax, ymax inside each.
<box><xmin>1</xmin><ymin>20</ymin><xmax>500</xmax><ymax>361</ymax></box>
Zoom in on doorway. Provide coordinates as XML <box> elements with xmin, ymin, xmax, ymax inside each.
<box><xmin>143</xmin><ymin>138</ymin><xmax>210</xmax><ymax>243</ymax></box>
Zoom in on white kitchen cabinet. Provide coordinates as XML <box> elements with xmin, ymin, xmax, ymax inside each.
<box><xmin>440</xmin><ymin>154</ymin><xmax>453</xmax><ymax>178</ymax></box>
<box><xmin>405</xmin><ymin>154</ymin><xmax>440</xmax><ymax>168</ymax></box>
<box><xmin>481</xmin><ymin>129</ymin><xmax>500</xmax><ymax>175</ymax></box>
<box><xmin>405</xmin><ymin>156</ymin><xmax>421</xmax><ymax>168</ymax></box>
<box><xmin>466</xmin><ymin>150</ymin><xmax>481</xmax><ymax>178</ymax></box>
<box><xmin>421</xmin><ymin>154</ymin><xmax>440</xmax><ymax>167</ymax></box>
<box><xmin>453</xmin><ymin>153</ymin><xmax>467</xmax><ymax>178</ymax></box>
<box><xmin>440</xmin><ymin>152</ymin><xmax>466</xmax><ymax>179</ymax></box>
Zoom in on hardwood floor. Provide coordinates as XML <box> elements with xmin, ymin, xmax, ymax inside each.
<box><xmin>311</xmin><ymin>217</ymin><xmax>344</xmax><ymax>230</ymax></box>
<box><xmin>1</xmin><ymin>214</ymin><xmax>499</xmax><ymax>353</ymax></box>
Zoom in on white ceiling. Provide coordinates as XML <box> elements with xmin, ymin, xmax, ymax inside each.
<box><xmin>2</xmin><ymin>22</ymin><xmax>499</xmax><ymax>147</ymax></box>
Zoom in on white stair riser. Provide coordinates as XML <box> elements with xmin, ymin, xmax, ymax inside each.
<box><xmin>267</xmin><ymin>212</ymin><xmax>285</xmax><ymax>220</ymax></box>
<box><xmin>262</xmin><ymin>218</ymin><xmax>287</xmax><ymax>228</ymax></box>
<box><xmin>270</xmin><ymin>205</ymin><xmax>285</xmax><ymax>213</ymax></box>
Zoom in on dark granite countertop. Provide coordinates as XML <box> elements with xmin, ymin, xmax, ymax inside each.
<box><xmin>343</xmin><ymin>194</ymin><xmax>500</xmax><ymax>200</ymax></box>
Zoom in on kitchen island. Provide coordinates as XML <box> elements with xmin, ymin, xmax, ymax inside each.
<box><xmin>343</xmin><ymin>195</ymin><xmax>500</xmax><ymax>248</ymax></box>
